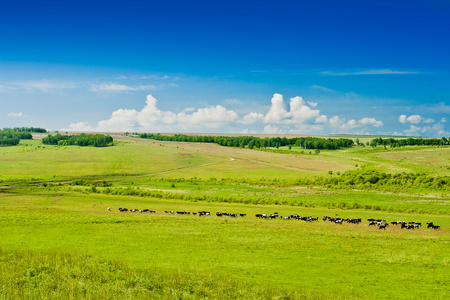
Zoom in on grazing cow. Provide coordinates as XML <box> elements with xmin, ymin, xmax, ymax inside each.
<box><xmin>369</xmin><ymin>221</ymin><xmax>377</xmax><ymax>226</ymax></box>
<box><xmin>107</xmin><ymin>207</ymin><xmax>111</xmax><ymax>211</ymax></box>
<box><xmin>427</xmin><ymin>222</ymin><xmax>434</xmax><ymax>228</ymax></box>
<box><xmin>391</xmin><ymin>221</ymin><xmax>405</xmax><ymax>225</ymax></box>
<box><xmin>432</xmin><ymin>225</ymin><xmax>440</xmax><ymax>230</ymax></box>
<box><xmin>379</xmin><ymin>224</ymin><xmax>388</xmax><ymax>230</ymax></box>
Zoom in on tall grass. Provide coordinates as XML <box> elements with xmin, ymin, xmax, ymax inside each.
<box><xmin>1</xmin><ymin>248</ymin><xmax>327</xmax><ymax>300</ymax></box>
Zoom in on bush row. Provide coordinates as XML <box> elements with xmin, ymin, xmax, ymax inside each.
<box><xmin>152</xmin><ymin>168</ymin><xmax>450</xmax><ymax>192</ymax></box>
<box><xmin>42</xmin><ymin>133</ymin><xmax>113</xmax><ymax>147</ymax></box>
<box><xmin>67</xmin><ymin>183</ymin><xmax>447</xmax><ymax>215</ymax></box>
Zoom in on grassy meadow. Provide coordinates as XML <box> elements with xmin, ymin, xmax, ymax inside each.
<box><xmin>0</xmin><ymin>134</ymin><xmax>449</xmax><ymax>299</ymax></box>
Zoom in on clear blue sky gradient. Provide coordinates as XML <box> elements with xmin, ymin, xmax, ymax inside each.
<box><xmin>1</xmin><ymin>0</ymin><xmax>449</xmax><ymax>136</ymax></box>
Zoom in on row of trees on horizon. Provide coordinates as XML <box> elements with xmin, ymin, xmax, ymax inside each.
<box><xmin>138</xmin><ymin>133</ymin><xmax>450</xmax><ymax>150</ymax></box>
<box><xmin>42</xmin><ymin>133</ymin><xmax>114</xmax><ymax>147</ymax></box>
<box><xmin>138</xmin><ymin>133</ymin><xmax>355</xmax><ymax>150</ymax></box>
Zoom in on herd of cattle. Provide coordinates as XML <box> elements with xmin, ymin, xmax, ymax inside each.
<box><xmin>109</xmin><ymin>207</ymin><xmax>441</xmax><ymax>230</ymax></box>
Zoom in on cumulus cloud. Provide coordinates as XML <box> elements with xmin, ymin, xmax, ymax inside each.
<box><xmin>66</xmin><ymin>121</ymin><xmax>94</xmax><ymax>131</ymax></box>
<box><xmin>288</xmin><ymin>96</ymin><xmax>321</xmax><ymax>124</ymax></box>
<box><xmin>329</xmin><ymin>116</ymin><xmax>341</xmax><ymax>127</ymax></box>
<box><xmin>328</xmin><ymin>116</ymin><xmax>383</xmax><ymax>132</ymax></box>
<box><xmin>67</xmin><ymin>94</ymin><xmax>239</xmax><ymax>132</ymax></box>
<box><xmin>404</xmin><ymin>125</ymin><xmax>421</xmax><ymax>135</ymax></box>
<box><xmin>264</xmin><ymin>93</ymin><xmax>289</xmax><ymax>123</ymax></box>
<box><xmin>263</xmin><ymin>124</ymin><xmax>280</xmax><ymax>134</ymax></box>
<box><xmin>240</xmin><ymin>112</ymin><xmax>265</xmax><ymax>124</ymax></box>
<box><xmin>399</xmin><ymin>114</ymin><xmax>422</xmax><ymax>124</ymax></box>
<box><xmin>245</xmin><ymin>94</ymin><xmax>322</xmax><ymax>126</ymax></box>
<box><xmin>63</xmin><ymin>93</ymin><xmax>385</xmax><ymax>135</ymax></box>
<box><xmin>97</xmin><ymin>108</ymin><xmax>139</xmax><ymax>132</ymax></box>
<box><xmin>421</xmin><ymin>122</ymin><xmax>449</xmax><ymax>136</ymax></box>
<box><xmin>341</xmin><ymin>119</ymin><xmax>358</xmax><ymax>130</ymax></box>
<box><xmin>314</xmin><ymin>115</ymin><xmax>328</xmax><ymax>123</ymax></box>
<box><xmin>358</xmin><ymin>118</ymin><xmax>383</xmax><ymax>127</ymax></box>
<box><xmin>8</xmin><ymin>112</ymin><xmax>23</xmax><ymax>117</ymax></box>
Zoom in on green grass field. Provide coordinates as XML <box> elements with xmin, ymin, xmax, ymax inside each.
<box><xmin>0</xmin><ymin>134</ymin><xmax>449</xmax><ymax>299</ymax></box>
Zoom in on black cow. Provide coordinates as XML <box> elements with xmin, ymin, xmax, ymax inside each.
<box><xmin>379</xmin><ymin>224</ymin><xmax>388</xmax><ymax>230</ymax></box>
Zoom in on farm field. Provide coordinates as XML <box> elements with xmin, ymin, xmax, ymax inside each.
<box><xmin>0</xmin><ymin>133</ymin><xmax>449</xmax><ymax>299</ymax></box>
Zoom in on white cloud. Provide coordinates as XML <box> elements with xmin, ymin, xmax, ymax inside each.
<box><xmin>263</xmin><ymin>124</ymin><xmax>280</xmax><ymax>134</ymax></box>
<box><xmin>421</xmin><ymin>122</ymin><xmax>449</xmax><ymax>136</ymax></box>
<box><xmin>307</xmin><ymin>101</ymin><xmax>318</xmax><ymax>108</ymax></box>
<box><xmin>63</xmin><ymin>93</ymin><xmax>386</xmax><ymax>135</ymax></box>
<box><xmin>288</xmin><ymin>96</ymin><xmax>321</xmax><ymax>124</ymax></box>
<box><xmin>71</xmin><ymin>94</ymin><xmax>239</xmax><ymax>132</ymax></box>
<box><xmin>241</xmin><ymin>129</ymin><xmax>257</xmax><ymax>134</ymax></box>
<box><xmin>399</xmin><ymin>114</ymin><xmax>422</xmax><ymax>124</ymax></box>
<box><xmin>328</xmin><ymin>116</ymin><xmax>383</xmax><ymax>132</ymax></box>
<box><xmin>255</xmin><ymin>94</ymin><xmax>322</xmax><ymax>125</ymax></box>
<box><xmin>399</xmin><ymin>115</ymin><xmax>407</xmax><ymax>123</ymax></box>
<box><xmin>65</xmin><ymin>122</ymin><xmax>94</xmax><ymax>132</ymax></box>
<box><xmin>178</xmin><ymin>105</ymin><xmax>239</xmax><ymax>128</ymax></box>
<box><xmin>341</xmin><ymin>119</ymin><xmax>358</xmax><ymax>130</ymax></box>
<box><xmin>264</xmin><ymin>93</ymin><xmax>289</xmax><ymax>123</ymax></box>
<box><xmin>97</xmin><ymin>108</ymin><xmax>139</xmax><ymax>132</ymax></box>
<box><xmin>358</xmin><ymin>117</ymin><xmax>383</xmax><ymax>127</ymax></box>
<box><xmin>8</xmin><ymin>112</ymin><xmax>23</xmax><ymax>117</ymax></box>
<box><xmin>441</xmin><ymin>118</ymin><xmax>447</xmax><ymax>123</ymax></box>
<box><xmin>314</xmin><ymin>115</ymin><xmax>328</xmax><ymax>123</ymax></box>
<box><xmin>404</xmin><ymin>125</ymin><xmax>421</xmax><ymax>135</ymax></box>
<box><xmin>240</xmin><ymin>112</ymin><xmax>265</xmax><ymax>124</ymax></box>
<box><xmin>329</xmin><ymin>116</ymin><xmax>342</xmax><ymax>127</ymax></box>
<box><xmin>423</xmin><ymin>118</ymin><xmax>435</xmax><ymax>123</ymax></box>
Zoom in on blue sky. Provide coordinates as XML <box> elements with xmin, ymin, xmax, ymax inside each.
<box><xmin>1</xmin><ymin>0</ymin><xmax>449</xmax><ymax>136</ymax></box>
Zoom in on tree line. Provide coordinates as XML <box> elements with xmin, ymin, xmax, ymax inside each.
<box><xmin>0</xmin><ymin>129</ymin><xmax>33</xmax><ymax>146</ymax></box>
<box><xmin>138</xmin><ymin>133</ymin><xmax>354</xmax><ymax>150</ymax></box>
<box><xmin>42</xmin><ymin>133</ymin><xmax>114</xmax><ymax>147</ymax></box>
<box><xmin>367</xmin><ymin>137</ymin><xmax>449</xmax><ymax>148</ymax></box>
<box><xmin>9</xmin><ymin>127</ymin><xmax>47</xmax><ymax>133</ymax></box>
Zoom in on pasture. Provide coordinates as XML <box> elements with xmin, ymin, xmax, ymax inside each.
<box><xmin>0</xmin><ymin>134</ymin><xmax>449</xmax><ymax>299</ymax></box>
